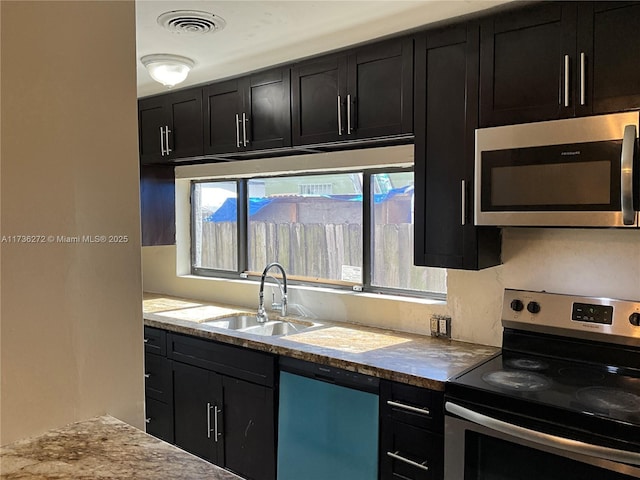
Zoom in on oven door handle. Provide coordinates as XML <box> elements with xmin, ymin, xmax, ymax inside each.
<box><xmin>445</xmin><ymin>402</ymin><xmax>640</xmax><ymax>466</ymax></box>
<box><xmin>621</xmin><ymin>124</ymin><xmax>637</xmax><ymax>226</ymax></box>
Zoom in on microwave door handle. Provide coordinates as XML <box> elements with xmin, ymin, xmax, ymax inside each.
<box><xmin>445</xmin><ymin>402</ymin><xmax>640</xmax><ymax>466</ymax></box>
<box><xmin>621</xmin><ymin>124</ymin><xmax>636</xmax><ymax>225</ymax></box>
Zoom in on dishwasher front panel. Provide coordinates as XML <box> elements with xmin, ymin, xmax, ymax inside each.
<box><xmin>277</xmin><ymin>371</ymin><xmax>379</xmax><ymax>480</ymax></box>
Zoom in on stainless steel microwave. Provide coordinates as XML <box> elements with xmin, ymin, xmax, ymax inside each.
<box><xmin>475</xmin><ymin>112</ymin><xmax>639</xmax><ymax>227</ymax></box>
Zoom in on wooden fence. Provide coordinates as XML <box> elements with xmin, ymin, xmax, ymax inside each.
<box><xmin>196</xmin><ymin>221</ymin><xmax>445</xmax><ymax>293</ymax></box>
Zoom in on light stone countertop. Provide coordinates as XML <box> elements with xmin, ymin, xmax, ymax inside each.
<box><xmin>0</xmin><ymin>415</ymin><xmax>243</xmax><ymax>480</ymax></box>
<box><xmin>143</xmin><ymin>293</ymin><xmax>499</xmax><ymax>390</ymax></box>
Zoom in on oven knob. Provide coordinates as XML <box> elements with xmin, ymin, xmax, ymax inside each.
<box><xmin>527</xmin><ymin>301</ymin><xmax>541</xmax><ymax>314</ymax></box>
<box><xmin>510</xmin><ymin>299</ymin><xmax>524</xmax><ymax>312</ymax></box>
<box><xmin>630</xmin><ymin>313</ymin><xmax>640</xmax><ymax>327</ymax></box>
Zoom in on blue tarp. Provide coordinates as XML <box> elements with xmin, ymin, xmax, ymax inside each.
<box><xmin>205</xmin><ymin>186</ymin><xmax>412</xmax><ymax>222</ymax></box>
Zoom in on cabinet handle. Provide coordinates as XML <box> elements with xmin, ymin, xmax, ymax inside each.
<box><xmin>621</xmin><ymin>124</ymin><xmax>637</xmax><ymax>225</ymax></box>
<box><xmin>387</xmin><ymin>451</ymin><xmax>429</xmax><ymax>472</ymax></box>
<box><xmin>235</xmin><ymin>114</ymin><xmax>241</xmax><ymax>148</ymax></box>
<box><xmin>242</xmin><ymin>112</ymin><xmax>248</xmax><ymax>147</ymax></box>
<box><xmin>159</xmin><ymin>127</ymin><xmax>166</xmax><ymax>156</ymax></box>
<box><xmin>143</xmin><ymin>338</ymin><xmax>149</xmax><ymax>343</ymax></box>
<box><xmin>144</xmin><ymin>373</ymin><xmax>151</xmax><ymax>378</ymax></box>
<box><xmin>347</xmin><ymin>94</ymin><xmax>352</xmax><ymax>134</ymax></box>
<box><xmin>461</xmin><ymin>180</ymin><xmax>466</xmax><ymax>226</ymax></box>
<box><xmin>207</xmin><ymin>402</ymin><xmax>214</xmax><ymax>439</ymax></box>
<box><xmin>165</xmin><ymin>126</ymin><xmax>172</xmax><ymax>155</ymax></box>
<box><xmin>563</xmin><ymin>54</ymin><xmax>570</xmax><ymax>108</ymax></box>
<box><xmin>214</xmin><ymin>405</ymin><xmax>222</xmax><ymax>442</ymax></box>
<box><xmin>387</xmin><ymin>400</ymin><xmax>430</xmax><ymax>416</ymax></box>
<box><xmin>580</xmin><ymin>52</ymin><xmax>586</xmax><ymax>106</ymax></box>
<box><xmin>145</xmin><ymin>418</ymin><xmax>151</xmax><ymax>424</ymax></box>
<box><xmin>337</xmin><ymin>95</ymin><xmax>343</xmax><ymax>136</ymax></box>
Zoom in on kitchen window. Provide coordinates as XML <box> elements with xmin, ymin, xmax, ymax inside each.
<box><xmin>191</xmin><ymin>169</ymin><xmax>446</xmax><ymax>298</ymax></box>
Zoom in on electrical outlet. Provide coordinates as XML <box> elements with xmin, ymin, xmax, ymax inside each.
<box><xmin>438</xmin><ymin>316</ymin><xmax>452</xmax><ymax>339</ymax></box>
<box><xmin>430</xmin><ymin>317</ymin><xmax>439</xmax><ymax>336</ymax></box>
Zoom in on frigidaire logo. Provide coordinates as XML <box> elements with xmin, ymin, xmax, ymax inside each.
<box><xmin>561</xmin><ymin>151</ymin><xmax>581</xmax><ymax>156</ymax></box>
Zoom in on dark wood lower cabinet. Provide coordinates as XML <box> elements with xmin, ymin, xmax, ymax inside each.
<box><xmin>168</xmin><ymin>333</ymin><xmax>277</xmax><ymax>480</ymax></box>
<box><xmin>380</xmin><ymin>380</ymin><xmax>444</xmax><ymax>480</ymax></box>
<box><xmin>144</xmin><ymin>327</ymin><xmax>174</xmax><ymax>443</ymax></box>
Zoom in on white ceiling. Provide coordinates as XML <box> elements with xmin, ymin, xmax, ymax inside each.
<box><xmin>136</xmin><ymin>0</ymin><xmax>512</xmax><ymax>98</ymax></box>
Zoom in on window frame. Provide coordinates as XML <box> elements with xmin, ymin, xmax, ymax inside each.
<box><xmin>189</xmin><ymin>167</ymin><xmax>446</xmax><ymax>300</ymax></box>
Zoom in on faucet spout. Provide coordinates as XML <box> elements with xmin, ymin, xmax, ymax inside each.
<box><xmin>257</xmin><ymin>262</ymin><xmax>288</xmax><ymax>323</ymax></box>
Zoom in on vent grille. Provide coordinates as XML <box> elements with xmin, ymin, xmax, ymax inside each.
<box><xmin>157</xmin><ymin>10</ymin><xmax>226</xmax><ymax>35</ymax></box>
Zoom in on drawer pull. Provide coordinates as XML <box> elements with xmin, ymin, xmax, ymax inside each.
<box><xmin>387</xmin><ymin>400</ymin><xmax>430</xmax><ymax>416</ymax></box>
<box><xmin>145</xmin><ymin>417</ymin><xmax>151</xmax><ymax>424</ymax></box>
<box><xmin>144</xmin><ymin>373</ymin><xmax>151</xmax><ymax>378</ymax></box>
<box><xmin>387</xmin><ymin>451</ymin><xmax>429</xmax><ymax>472</ymax></box>
<box><xmin>143</xmin><ymin>338</ymin><xmax>149</xmax><ymax>343</ymax></box>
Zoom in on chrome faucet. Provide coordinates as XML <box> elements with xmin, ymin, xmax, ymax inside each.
<box><xmin>257</xmin><ymin>262</ymin><xmax>288</xmax><ymax>323</ymax></box>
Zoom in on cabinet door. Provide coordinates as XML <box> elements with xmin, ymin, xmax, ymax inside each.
<box><xmin>138</xmin><ymin>96</ymin><xmax>169</xmax><ymax>165</ymax></box>
<box><xmin>222</xmin><ymin>377</ymin><xmax>276</xmax><ymax>480</ymax></box>
<box><xmin>204</xmin><ymin>80</ymin><xmax>243</xmax><ymax>154</ymax></box>
<box><xmin>166</xmin><ymin>87</ymin><xmax>203</xmax><ymax>160</ymax></box>
<box><xmin>173</xmin><ymin>362</ymin><xmax>224</xmax><ymax>464</ymax></box>
<box><xmin>145</xmin><ymin>397</ymin><xmax>174</xmax><ymax>444</ymax></box>
<box><xmin>291</xmin><ymin>55</ymin><xmax>348</xmax><ymax>145</ymax></box>
<box><xmin>414</xmin><ymin>25</ymin><xmax>500</xmax><ymax>270</ymax></box>
<box><xmin>480</xmin><ymin>3</ymin><xmax>576</xmax><ymax>126</ymax></box>
<box><xmin>244</xmin><ymin>68</ymin><xmax>292</xmax><ymax>151</ymax></box>
<box><xmin>577</xmin><ymin>1</ymin><xmax>640</xmax><ymax>116</ymax></box>
<box><xmin>347</xmin><ymin>38</ymin><xmax>413</xmax><ymax>139</ymax></box>
<box><xmin>140</xmin><ymin>165</ymin><xmax>175</xmax><ymax>246</ymax></box>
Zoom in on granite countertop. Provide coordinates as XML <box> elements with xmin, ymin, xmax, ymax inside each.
<box><xmin>143</xmin><ymin>293</ymin><xmax>499</xmax><ymax>390</ymax></box>
<box><xmin>0</xmin><ymin>415</ymin><xmax>243</xmax><ymax>480</ymax></box>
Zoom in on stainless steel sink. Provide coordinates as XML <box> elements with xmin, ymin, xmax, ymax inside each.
<box><xmin>203</xmin><ymin>315</ymin><xmax>316</xmax><ymax>337</ymax></box>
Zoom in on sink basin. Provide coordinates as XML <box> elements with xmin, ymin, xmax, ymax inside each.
<box><xmin>203</xmin><ymin>314</ymin><xmax>264</xmax><ymax>330</ymax></box>
<box><xmin>203</xmin><ymin>315</ymin><xmax>315</xmax><ymax>336</ymax></box>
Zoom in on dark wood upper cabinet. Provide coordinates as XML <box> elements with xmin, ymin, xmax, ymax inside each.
<box><xmin>138</xmin><ymin>87</ymin><xmax>203</xmax><ymax>164</ymax></box>
<box><xmin>414</xmin><ymin>24</ymin><xmax>501</xmax><ymax>270</ymax></box>
<box><xmin>479</xmin><ymin>3</ymin><xmax>576</xmax><ymax>127</ymax></box>
<box><xmin>140</xmin><ymin>165</ymin><xmax>175</xmax><ymax>246</ymax></box>
<box><xmin>292</xmin><ymin>37</ymin><xmax>413</xmax><ymax>146</ymax></box>
<box><xmin>204</xmin><ymin>67</ymin><xmax>291</xmax><ymax>155</ymax></box>
<box><xmin>576</xmin><ymin>1</ymin><xmax>640</xmax><ymax>116</ymax></box>
<box><xmin>480</xmin><ymin>1</ymin><xmax>640</xmax><ymax>127</ymax></box>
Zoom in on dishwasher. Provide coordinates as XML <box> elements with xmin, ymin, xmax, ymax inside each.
<box><xmin>277</xmin><ymin>357</ymin><xmax>380</xmax><ymax>480</ymax></box>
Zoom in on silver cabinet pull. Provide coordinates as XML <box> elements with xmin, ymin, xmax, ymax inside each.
<box><xmin>580</xmin><ymin>52</ymin><xmax>586</xmax><ymax>106</ymax></box>
<box><xmin>214</xmin><ymin>405</ymin><xmax>222</xmax><ymax>442</ymax></box>
<box><xmin>621</xmin><ymin>124</ymin><xmax>637</xmax><ymax>225</ymax></box>
<box><xmin>347</xmin><ymin>94</ymin><xmax>352</xmax><ymax>134</ymax></box>
<box><xmin>337</xmin><ymin>95</ymin><xmax>343</xmax><ymax>136</ymax></box>
<box><xmin>446</xmin><ymin>401</ymin><xmax>640</xmax><ymax>466</ymax></box>
<box><xmin>165</xmin><ymin>126</ymin><xmax>172</xmax><ymax>155</ymax></box>
<box><xmin>387</xmin><ymin>451</ymin><xmax>429</xmax><ymax>472</ymax></box>
<box><xmin>235</xmin><ymin>114</ymin><xmax>241</xmax><ymax>148</ymax></box>
<box><xmin>387</xmin><ymin>400</ymin><xmax>430</xmax><ymax>416</ymax></box>
<box><xmin>461</xmin><ymin>179</ymin><xmax>467</xmax><ymax>226</ymax></box>
<box><xmin>563</xmin><ymin>54</ymin><xmax>570</xmax><ymax>107</ymax></box>
<box><xmin>144</xmin><ymin>373</ymin><xmax>151</xmax><ymax>378</ymax></box>
<box><xmin>206</xmin><ymin>402</ymin><xmax>214</xmax><ymax>439</ymax></box>
<box><xmin>145</xmin><ymin>418</ymin><xmax>151</xmax><ymax>424</ymax></box>
<box><xmin>143</xmin><ymin>338</ymin><xmax>149</xmax><ymax>343</ymax></box>
<box><xmin>159</xmin><ymin>127</ymin><xmax>166</xmax><ymax>156</ymax></box>
<box><xmin>242</xmin><ymin>112</ymin><xmax>248</xmax><ymax>147</ymax></box>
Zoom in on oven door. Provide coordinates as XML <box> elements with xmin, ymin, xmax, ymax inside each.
<box><xmin>444</xmin><ymin>402</ymin><xmax>640</xmax><ymax>480</ymax></box>
<box><xmin>474</xmin><ymin>112</ymin><xmax>639</xmax><ymax>227</ymax></box>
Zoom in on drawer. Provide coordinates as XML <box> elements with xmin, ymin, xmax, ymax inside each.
<box><xmin>145</xmin><ymin>396</ymin><xmax>174</xmax><ymax>444</ymax></box>
<box><xmin>144</xmin><ymin>326</ymin><xmax>167</xmax><ymax>356</ymax></box>
<box><xmin>144</xmin><ymin>353</ymin><xmax>172</xmax><ymax>403</ymax></box>
<box><xmin>380</xmin><ymin>418</ymin><xmax>443</xmax><ymax>480</ymax></box>
<box><xmin>168</xmin><ymin>332</ymin><xmax>276</xmax><ymax>387</ymax></box>
<box><xmin>381</xmin><ymin>380</ymin><xmax>444</xmax><ymax>432</ymax></box>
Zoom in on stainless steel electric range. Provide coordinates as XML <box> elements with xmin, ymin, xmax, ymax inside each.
<box><xmin>445</xmin><ymin>289</ymin><xmax>640</xmax><ymax>479</ymax></box>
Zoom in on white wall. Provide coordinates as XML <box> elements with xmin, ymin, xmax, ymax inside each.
<box><xmin>0</xmin><ymin>0</ymin><xmax>143</xmax><ymax>445</ymax></box>
<box><xmin>141</xmin><ymin>147</ymin><xmax>640</xmax><ymax>348</ymax></box>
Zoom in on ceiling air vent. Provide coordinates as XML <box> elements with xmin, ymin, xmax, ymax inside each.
<box><xmin>157</xmin><ymin>10</ymin><xmax>226</xmax><ymax>35</ymax></box>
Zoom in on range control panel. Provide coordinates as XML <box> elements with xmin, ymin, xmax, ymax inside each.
<box><xmin>502</xmin><ymin>289</ymin><xmax>640</xmax><ymax>345</ymax></box>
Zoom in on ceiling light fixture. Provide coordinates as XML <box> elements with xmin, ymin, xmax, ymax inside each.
<box><xmin>141</xmin><ymin>54</ymin><xmax>195</xmax><ymax>88</ymax></box>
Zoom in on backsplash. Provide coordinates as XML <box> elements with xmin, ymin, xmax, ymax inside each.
<box><xmin>142</xmin><ymin>228</ymin><xmax>640</xmax><ymax>347</ymax></box>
